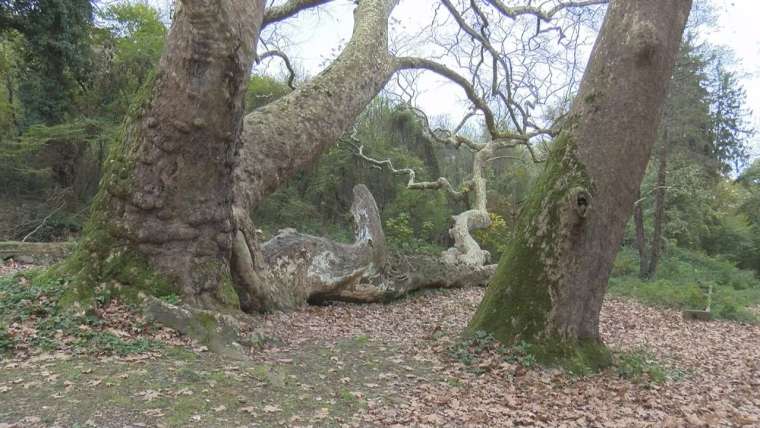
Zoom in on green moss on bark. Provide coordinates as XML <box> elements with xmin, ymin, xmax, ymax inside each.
<box><xmin>218</xmin><ymin>272</ymin><xmax>241</xmax><ymax>309</ymax></box>
<box><xmin>468</xmin><ymin>130</ymin><xmax>600</xmax><ymax>365</ymax></box>
<box><xmin>528</xmin><ymin>338</ymin><xmax>612</xmax><ymax>373</ymax></box>
<box><xmin>44</xmin><ymin>73</ymin><xmax>181</xmax><ymax>309</ymax></box>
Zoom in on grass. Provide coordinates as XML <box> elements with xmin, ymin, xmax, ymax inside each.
<box><xmin>0</xmin><ymin>339</ymin><xmax>421</xmax><ymax>427</ymax></box>
<box><xmin>448</xmin><ymin>331</ymin><xmax>538</xmax><ymax>373</ymax></box>
<box><xmin>609</xmin><ymin>246</ymin><xmax>760</xmax><ymax>323</ymax></box>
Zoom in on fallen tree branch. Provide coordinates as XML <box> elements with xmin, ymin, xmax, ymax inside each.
<box><xmin>0</xmin><ymin>241</ymin><xmax>74</xmax><ymax>264</ymax></box>
<box><xmin>241</xmin><ymin>184</ymin><xmax>494</xmax><ymax>310</ymax></box>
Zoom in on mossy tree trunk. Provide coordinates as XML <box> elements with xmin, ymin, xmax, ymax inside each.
<box><xmin>66</xmin><ymin>0</ymin><xmax>407</xmax><ymax>311</ymax></box>
<box><xmin>65</xmin><ymin>0</ymin><xmax>265</xmax><ymax>307</ymax></box>
<box><xmin>468</xmin><ymin>0</ymin><xmax>692</xmax><ymax>363</ymax></box>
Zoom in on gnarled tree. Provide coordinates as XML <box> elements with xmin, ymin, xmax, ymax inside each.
<box><xmin>60</xmin><ymin>0</ymin><xmax>605</xmax><ymax>315</ymax></box>
<box><xmin>468</xmin><ymin>0</ymin><xmax>692</xmax><ymax>365</ymax></box>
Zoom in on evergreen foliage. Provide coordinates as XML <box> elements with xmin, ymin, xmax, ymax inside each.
<box><xmin>1</xmin><ymin>0</ymin><xmax>94</xmax><ymax>125</ymax></box>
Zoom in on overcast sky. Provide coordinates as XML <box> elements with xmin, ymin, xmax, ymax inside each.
<box><xmin>251</xmin><ymin>0</ymin><xmax>760</xmax><ymax>160</ymax></box>
<box><xmin>702</xmin><ymin>0</ymin><xmax>760</xmax><ymax>158</ymax></box>
<box><xmin>146</xmin><ymin>0</ymin><xmax>760</xmax><ymax>160</ymax></box>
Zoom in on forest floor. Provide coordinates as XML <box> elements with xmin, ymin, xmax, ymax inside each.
<box><xmin>1</xmin><ymin>261</ymin><xmax>760</xmax><ymax>427</ymax></box>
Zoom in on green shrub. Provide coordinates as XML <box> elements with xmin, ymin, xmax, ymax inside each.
<box><xmin>609</xmin><ymin>246</ymin><xmax>760</xmax><ymax>323</ymax></box>
<box><xmin>473</xmin><ymin>213</ymin><xmax>512</xmax><ymax>261</ymax></box>
<box><xmin>611</xmin><ymin>246</ymin><xmax>639</xmax><ymax>277</ymax></box>
<box><xmin>385</xmin><ymin>212</ymin><xmax>444</xmax><ymax>254</ymax></box>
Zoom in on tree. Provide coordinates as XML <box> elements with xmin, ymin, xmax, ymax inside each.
<box><xmin>709</xmin><ymin>60</ymin><xmax>754</xmax><ymax>175</ymax></box>
<box><xmin>635</xmin><ymin>35</ymin><xmax>713</xmax><ymax>279</ymax></box>
<box><xmin>632</xmin><ymin>37</ymin><xmax>755</xmax><ymax>280</ymax></box>
<box><xmin>59</xmin><ymin>0</ymin><xmax>611</xmax><ymax>312</ymax></box>
<box><xmin>1</xmin><ymin>0</ymin><xmax>94</xmax><ymax>125</ymax></box>
<box><xmin>468</xmin><ymin>0</ymin><xmax>691</xmax><ymax>365</ymax></box>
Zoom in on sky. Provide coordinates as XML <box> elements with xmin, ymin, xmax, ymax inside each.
<box><xmin>142</xmin><ymin>0</ymin><xmax>760</xmax><ymax>160</ymax></box>
<box><xmin>253</xmin><ymin>0</ymin><xmax>760</xmax><ymax>161</ymax></box>
<box><xmin>704</xmin><ymin>0</ymin><xmax>760</xmax><ymax>158</ymax></box>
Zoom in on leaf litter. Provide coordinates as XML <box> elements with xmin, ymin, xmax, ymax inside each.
<box><xmin>0</xmin><ymin>260</ymin><xmax>759</xmax><ymax>426</ymax></box>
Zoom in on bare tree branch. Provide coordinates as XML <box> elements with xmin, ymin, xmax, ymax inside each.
<box><xmin>484</xmin><ymin>0</ymin><xmax>607</xmax><ymax>22</ymax></box>
<box><xmin>262</xmin><ymin>0</ymin><xmax>333</xmax><ymax>28</ymax></box>
<box><xmin>350</xmin><ymin>141</ymin><xmax>466</xmax><ymax>200</ymax></box>
<box><xmin>257</xmin><ymin>50</ymin><xmax>297</xmax><ymax>89</ymax></box>
<box><xmin>440</xmin><ymin>0</ymin><xmax>526</xmax><ymax>132</ymax></box>
<box><xmin>395</xmin><ymin>56</ymin><xmax>555</xmax><ymax>145</ymax></box>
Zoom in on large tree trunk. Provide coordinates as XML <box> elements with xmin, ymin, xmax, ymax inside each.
<box><xmin>63</xmin><ymin>0</ymin><xmax>265</xmax><ymax>307</ymax></box>
<box><xmin>468</xmin><ymin>0</ymin><xmax>691</xmax><ymax>363</ymax></box>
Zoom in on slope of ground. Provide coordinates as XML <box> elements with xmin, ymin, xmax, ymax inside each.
<box><xmin>1</xmin><ymin>261</ymin><xmax>759</xmax><ymax>427</ymax></box>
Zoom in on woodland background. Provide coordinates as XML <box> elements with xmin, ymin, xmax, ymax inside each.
<box><xmin>0</xmin><ymin>0</ymin><xmax>758</xmax><ymax>322</ymax></box>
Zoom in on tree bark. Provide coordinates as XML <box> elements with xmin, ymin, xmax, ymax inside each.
<box><xmin>238</xmin><ymin>184</ymin><xmax>493</xmax><ymax>309</ymax></box>
<box><xmin>468</xmin><ymin>0</ymin><xmax>691</xmax><ymax>362</ymax></box>
<box><xmin>229</xmin><ymin>0</ymin><xmax>402</xmax><ymax>311</ymax></box>
<box><xmin>64</xmin><ymin>0</ymin><xmax>265</xmax><ymax>307</ymax></box>
<box><xmin>443</xmin><ymin>141</ymin><xmax>493</xmax><ymax>266</ymax></box>
<box><xmin>633</xmin><ymin>193</ymin><xmax>648</xmax><ymax>279</ymax></box>
<box><xmin>647</xmin><ymin>137</ymin><xmax>669</xmax><ymax>278</ymax></box>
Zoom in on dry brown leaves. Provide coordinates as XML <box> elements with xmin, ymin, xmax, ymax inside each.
<box><xmin>3</xmin><ymin>259</ymin><xmax>759</xmax><ymax>426</ymax></box>
<box><xmin>0</xmin><ymin>259</ymin><xmax>31</xmax><ymax>277</ymax></box>
<box><xmin>258</xmin><ymin>289</ymin><xmax>760</xmax><ymax>427</ymax></box>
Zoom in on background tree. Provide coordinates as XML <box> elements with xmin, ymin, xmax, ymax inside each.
<box><xmin>633</xmin><ymin>37</ymin><xmax>755</xmax><ymax>280</ymax></box>
<box><xmin>0</xmin><ymin>1</ymin><xmax>167</xmax><ymax>242</ymax></box>
<box><xmin>0</xmin><ymin>0</ymin><xmax>93</xmax><ymax>126</ymax></box>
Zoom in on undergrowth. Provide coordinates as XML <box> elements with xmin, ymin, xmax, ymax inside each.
<box><xmin>448</xmin><ymin>330</ymin><xmax>536</xmax><ymax>373</ymax></box>
<box><xmin>615</xmin><ymin>349</ymin><xmax>686</xmax><ymax>384</ymax></box>
<box><xmin>0</xmin><ymin>270</ymin><xmax>161</xmax><ymax>357</ymax></box>
<box><xmin>610</xmin><ymin>246</ymin><xmax>760</xmax><ymax>323</ymax></box>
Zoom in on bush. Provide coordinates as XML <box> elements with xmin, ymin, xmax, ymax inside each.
<box><xmin>611</xmin><ymin>246</ymin><xmax>639</xmax><ymax>277</ymax></box>
<box><xmin>385</xmin><ymin>213</ymin><xmax>444</xmax><ymax>254</ymax></box>
<box><xmin>609</xmin><ymin>246</ymin><xmax>760</xmax><ymax>322</ymax></box>
<box><xmin>473</xmin><ymin>213</ymin><xmax>512</xmax><ymax>262</ymax></box>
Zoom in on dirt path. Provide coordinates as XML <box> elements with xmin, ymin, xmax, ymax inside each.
<box><xmin>1</xmin><ymin>267</ymin><xmax>759</xmax><ymax>426</ymax></box>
